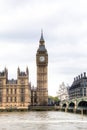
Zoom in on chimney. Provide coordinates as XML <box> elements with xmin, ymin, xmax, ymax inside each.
<box><xmin>81</xmin><ymin>73</ymin><xmax>83</xmax><ymax>78</ymax></box>
<box><xmin>74</xmin><ymin>78</ymin><xmax>75</xmax><ymax>81</ymax></box>
<box><xmin>76</xmin><ymin>76</ymin><xmax>78</xmax><ymax>81</ymax></box>
<box><xmin>78</xmin><ymin>75</ymin><xmax>80</xmax><ymax>79</ymax></box>
<box><xmin>84</xmin><ymin>72</ymin><xmax>86</xmax><ymax>78</ymax></box>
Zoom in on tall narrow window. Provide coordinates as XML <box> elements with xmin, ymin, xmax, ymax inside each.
<box><xmin>84</xmin><ymin>88</ymin><xmax>86</xmax><ymax>96</ymax></box>
<box><xmin>0</xmin><ymin>88</ymin><xmax>2</xmax><ymax>96</ymax></box>
<box><xmin>0</xmin><ymin>97</ymin><xmax>2</xmax><ymax>102</ymax></box>
<box><xmin>11</xmin><ymin>89</ymin><xmax>12</xmax><ymax>94</ymax></box>
<box><xmin>21</xmin><ymin>96</ymin><xmax>25</xmax><ymax>102</ymax></box>
<box><xmin>15</xmin><ymin>97</ymin><xmax>16</xmax><ymax>102</ymax></box>
<box><xmin>15</xmin><ymin>89</ymin><xmax>16</xmax><ymax>94</ymax></box>
<box><xmin>80</xmin><ymin>88</ymin><xmax>83</xmax><ymax>96</ymax></box>
<box><xmin>7</xmin><ymin>89</ymin><xmax>8</xmax><ymax>94</ymax></box>
<box><xmin>10</xmin><ymin>97</ymin><xmax>12</xmax><ymax>102</ymax></box>
<box><xmin>6</xmin><ymin>97</ymin><xmax>8</xmax><ymax>102</ymax></box>
<box><xmin>21</xmin><ymin>88</ymin><xmax>25</xmax><ymax>94</ymax></box>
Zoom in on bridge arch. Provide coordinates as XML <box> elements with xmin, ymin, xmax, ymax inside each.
<box><xmin>78</xmin><ymin>101</ymin><xmax>87</xmax><ymax>109</ymax></box>
<box><xmin>69</xmin><ymin>102</ymin><xmax>75</xmax><ymax>108</ymax></box>
<box><xmin>62</xmin><ymin>103</ymin><xmax>67</xmax><ymax>108</ymax></box>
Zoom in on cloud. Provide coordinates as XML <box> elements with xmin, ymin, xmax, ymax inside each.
<box><xmin>0</xmin><ymin>0</ymin><xmax>87</xmax><ymax>96</ymax></box>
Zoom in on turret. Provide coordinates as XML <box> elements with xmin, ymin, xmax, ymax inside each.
<box><xmin>84</xmin><ymin>72</ymin><xmax>86</xmax><ymax>78</ymax></box>
<box><xmin>26</xmin><ymin>66</ymin><xmax>29</xmax><ymax>76</ymax></box>
<box><xmin>17</xmin><ymin>67</ymin><xmax>20</xmax><ymax>76</ymax></box>
<box><xmin>81</xmin><ymin>73</ymin><xmax>83</xmax><ymax>78</ymax></box>
<box><xmin>4</xmin><ymin>67</ymin><xmax>8</xmax><ymax>77</ymax></box>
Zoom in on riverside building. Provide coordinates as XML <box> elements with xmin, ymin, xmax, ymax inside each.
<box><xmin>31</xmin><ymin>31</ymin><xmax>48</xmax><ymax>106</ymax></box>
<box><xmin>0</xmin><ymin>67</ymin><xmax>31</xmax><ymax>110</ymax></box>
<box><xmin>0</xmin><ymin>32</ymin><xmax>48</xmax><ymax>110</ymax></box>
<box><xmin>69</xmin><ymin>72</ymin><xmax>87</xmax><ymax>100</ymax></box>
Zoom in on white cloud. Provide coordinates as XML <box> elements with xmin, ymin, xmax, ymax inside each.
<box><xmin>0</xmin><ymin>0</ymin><xmax>87</xmax><ymax>96</ymax></box>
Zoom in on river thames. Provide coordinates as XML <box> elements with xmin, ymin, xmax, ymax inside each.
<box><xmin>0</xmin><ymin>111</ymin><xmax>87</xmax><ymax>130</ymax></box>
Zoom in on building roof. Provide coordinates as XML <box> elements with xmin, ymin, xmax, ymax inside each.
<box><xmin>7</xmin><ymin>79</ymin><xmax>17</xmax><ymax>84</ymax></box>
<box><xmin>38</xmin><ymin>45</ymin><xmax>47</xmax><ymax>52</ymax></box>
<box><xmin>19</xmin><ymin>72</ymin><xmax>26</xmax><ymax>76</ymax></box>
<box><xmin>0</xmin><ymin>72</ymin><xmax>5</xmax><ymax>76</ymax></box>
<box><xmin>69</xmin><ymin>72</ymin><xmax>87</xmax><ymax>90</ymax></box>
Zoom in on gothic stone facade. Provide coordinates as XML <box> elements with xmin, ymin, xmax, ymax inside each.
<box><xmin>31</xmin><ymin>32</ymin><xmax>48</xmax><ymax>106</ymax></box>
<box><xmin>0</xmin><ymin>67</ymin><xmax>31</xmax><ymax>110</ymax></box>
<box><xmin>0</xmin><ymin>33</ymin><xmax>48</xmax><ymax>109</ymax></box>
<box><xmin>36</xmin><ymin>32</ymin><xmax>48</xmax><ymax>105</ymax></box>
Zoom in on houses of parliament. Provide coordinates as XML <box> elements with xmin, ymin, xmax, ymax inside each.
<box><xmin>0</xmin><ymin>32</ymin><xmax>48</xmax><ymax>110</ymax></box>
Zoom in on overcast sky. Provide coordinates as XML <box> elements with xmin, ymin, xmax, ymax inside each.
<box><xmin>0</xmin><ymin>0</ymin><xmax>87</xmax><ymax>96</ymax></box>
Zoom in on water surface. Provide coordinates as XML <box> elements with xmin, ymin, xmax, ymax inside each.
<box><xmin>0</xmin><ymin>111</ymin><xmax>87</xmax><ymax>130</ymax></box>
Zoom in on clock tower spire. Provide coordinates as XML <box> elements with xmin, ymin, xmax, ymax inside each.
<box><xmin>39</xmin><ymin>29</ymin><xmax>45</xmax><ymax>45</ymax></box>
<box><xmin>36</xmin><ymin>31</ymin><xmax>48</xmax><ymax>105</ymax></box>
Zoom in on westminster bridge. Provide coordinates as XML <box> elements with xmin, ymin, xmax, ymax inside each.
<box><xmin>61</xmin><ymin>96</ymin><xmax>87</xmax><ymax>113</ymax></box>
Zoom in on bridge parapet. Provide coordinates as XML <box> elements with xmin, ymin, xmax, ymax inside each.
<box><xmin>61</xmin><ymin>97</ymin><xmax>87</xmax><ymax>110</ymax></box>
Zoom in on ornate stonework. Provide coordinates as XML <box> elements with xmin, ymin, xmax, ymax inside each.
<box><xmin>0</xmin><ymin>32</ymin><xmax>48</xmax><ymax>110</ymax></box>
<box><xmin>0</xmin><ymin>67</ymin><xmax>31</xmax><ymax>110</ymax></box>
<box><xmin>36</xmin><ymin>32</ymin><xmax>48</xmax><ymax>105</ymax></box>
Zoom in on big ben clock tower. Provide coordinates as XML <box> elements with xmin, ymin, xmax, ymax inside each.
<box><xmin>36</xmin><ymin>31</ymin><xmax>48</xmax><ymax>105</ymax></box>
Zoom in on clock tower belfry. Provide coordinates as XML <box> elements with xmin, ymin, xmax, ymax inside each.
<box><xmin>36</xmin><ymin>31</ymin><xmax>48</xmax><ymax>105</ymax></box>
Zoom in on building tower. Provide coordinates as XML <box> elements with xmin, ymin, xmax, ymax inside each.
<box><xmin>36</xmin><ymin>31</ymin><xmax>48</xmax><ymax>105</ymax></box>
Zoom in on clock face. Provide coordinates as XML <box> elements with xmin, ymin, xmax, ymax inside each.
<box><xmin>39</xmin><ymin>56</ymin><xmax>45</xmax><ymax>62</ymax></box>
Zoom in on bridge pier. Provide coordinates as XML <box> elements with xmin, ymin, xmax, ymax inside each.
<box><xmin>61</xmin><ymin>98</ymin><xmax>87</xmax><ymax>115</ymax></box>
<box><xmin>65</xmin><ymin>107</ymin><xmax>68</xmax><ymax>112</ymax></box>
<box><xmin>73</xmin><ymin>101</ymin><xmax>77</xmax><ymax>113</ymax></box>
<box><xmin>73</xmin><ymin>108</ymin><xmax>76</xmax><ymax>113</ymax></box>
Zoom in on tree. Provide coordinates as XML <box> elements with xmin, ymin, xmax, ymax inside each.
<box><xmin>48</xmin><ymin>96</ymin><xmax>60</xmax><ymax>105</ymax></box>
